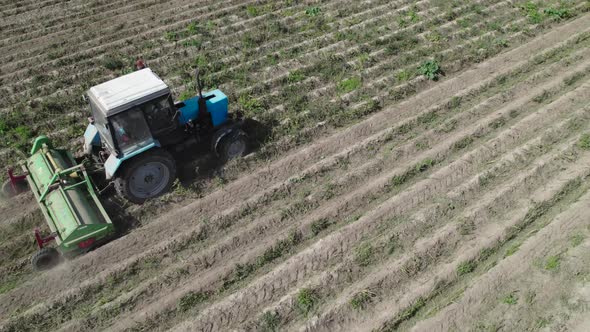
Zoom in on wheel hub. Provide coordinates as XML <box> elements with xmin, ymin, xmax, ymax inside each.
<box><xmin>129</xmin><ymin>162</ymin><xmax>171</xmax><ymax>199</ymax></box>
<box><xmin>227</xmin><ymin>140</ymin><xmax>245</xmax><ymax>159</ymax></box>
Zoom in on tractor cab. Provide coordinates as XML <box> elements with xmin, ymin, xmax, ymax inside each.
<box><xmin>86</xmin><ymin>69</ymin><xmax>179</xmax><ymax>158</ymax></box>
<box><xmin>82</xmin><ymin>68</ymin><xmax>247</xmax><ymax>203</ymax></box>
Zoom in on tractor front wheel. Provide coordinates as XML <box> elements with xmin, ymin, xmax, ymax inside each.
<box><xmin>31</xmin><ymin>247</ymin><xmax>60</xmax><ymax>271</ymax></box>
<box><xmin>1</xmin><ymin>179</ymin><xmax>28</xmax><ymax>198</ymax></box>
<box><xmin>217</xmin><ymin>129</ymin><xmax>248</xmax><ymax>162</ymax></box>
<box><xmin>114</xmin><ymin>149</ymin><xmax>176</xmax><ymax>204</ymax></box>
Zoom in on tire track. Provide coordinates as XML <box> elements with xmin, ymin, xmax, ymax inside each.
<box><xmin>1</xmin><ymin>12</ymin><xmax>588</xmax><ymax>324</ymax></box>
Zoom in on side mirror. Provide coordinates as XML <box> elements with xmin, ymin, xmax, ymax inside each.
<box><xmin>195</xmin><ymin>68</ymin><xmax>204</xmax><ymax>99</ymax></box>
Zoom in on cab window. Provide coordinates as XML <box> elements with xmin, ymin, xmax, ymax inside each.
<box><xmin>142</xmin><ymin>95</ymin><xmax>174</xmax><ymax>134</ymax></box>
<box><xmin>109</xmin><ymin>108</ymin><xmax>153</xmax><ymax>155</ymax></box>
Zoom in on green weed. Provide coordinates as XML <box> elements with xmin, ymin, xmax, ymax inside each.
<box><xmin>544</xmin><ymin>255</ymin><xmax>560</xmax><ymax>271</ymax></box>
<box><xmin>536</xmin><ymin>316</ymin><xmax>551</xmax><ymax>328</ymax></box>
<box><xmin>296</xmin><ymin>288</ymin><xmax>318</xmax><ymax>316</ymax></box>
<box><xmin>387</xmin><ymin>234</ymin><xmax>399</xmax><ymax>255</ymax></box>
<box><xmin>186</xmin><ymin>22</ymin><xmax>198</xmax><ymax>35</ymax></box>
<box><xmin>287</xmin><ymin>70</ymin><xmax>305</xmax><ymax>83</ymax></box>
<box><xmin>350</xmin><ymin>290</ymin><xmax>375</xmax><ymax>310</ymax></box>
<box><xmin>179</xmin><ymin>89</ymin><xmax>194</xmax><ymax>101</ymax></box>
<box><xmin>337</xmin><ymin>77</ymin><xmax>362</xmax><ymax>93</ymax></box>
<box><xmin>259</xmin><ymin>311</ymin><xmax>281</xmax><ymax>332</ymax></box>
<box><xmin>488</xmin><ymin>116</ymin><xmax>506</xmax><ymax>129</ymax></box>
<box><xmin>418</xmin><ymin>60</ymin><xmax>442</xmax><ymax>80</ymax></box>
<box><xmin>544</xmin><ymin>7</ymin><xmax>572</xmax><ymax>21</ymax></box>
<box><xmin>415</xmin><ymin>158</ymin><xmax>435</xmax><ymax>172</ymax></box>
<box><xmin>257</xmin><ymin>231</ymin><xmax>302</xmax><ymax>266</ymax></box>
<box><xmin>520</xmin><ymin>2</ymin><xmax>543</xmax><ymax>24</ymax></box>
<box><xmin>570</xmin><ymin>233</ymin><xmax>585</xmax><ymax>247</ymax></box>
<box><xmin>222</xmin><ymin>263</ymin><xmax>255</xmax><ymax>290</ymax></box>
<box><xmin>355</xmin><ymin>242</ymin><xmax>374</xmax><ymax>266</ymax></box>
<box><xmin>577</xmin><ymin>134</ymin><xmax>590</xmax><ymax>150</ymax></box>
<box><xmin>457</xmin><ymin>260</ymin><xmax>476</xmax><ymax>275</ymax></box>
<box><xmin>447</xmin><ymin>96</ymin><xmax>462</xmax><ymax>110</ymax></box>
<box><xmin>182</xmin><ymin>39</ymin><xmax>202</xmax><ymax>48</ymax></box>
<box><xmin>0</xmin><ymin>279</ymin><xmax>19</xmax><ymax>295</ymax></box>
<box><xmin>564</xmin><ymin>72</ymin><xmax>584</xmax><ymax>86</ymax></box>
<box><xmin>311</xmin><ymin>218</ymin><xmax>331</xmax><ymax>235</ymax></box>
<box><xmin>478</xmin><ymin>172</ymin><xmax>496</xmax><ymax>187</ymax></box>
<box><xmin>306</xmin><ymin>6</ymin><xmax>322</xmax><ymax>17</ymax></box>
<box><xmin>238</xmin><ymin>95</ymin><xmax>265</xmax><ymax>115</ymax></box>
<box><xmin>177</xmin><ymin>291</ymin><xmax>209</xmax><ymax>312</ymax></box>
<box><xmin>415</xmin><ymin>139</ymin><xmax>430</xmax><ymax>151</ymax></box>
<box><xmin>383</xmin><ymin>297</ymin><xmax>426</xmax><ymax>331</ymax></box>
<box><xmin>165</xmin><ymin>31</ymin><xmax>179</xmax><ymax>42</ymax></box>
<box><xmin>396</xmin><ymin>69</ymin><xmax>411</xmax><ymax>82</ymax></box>
<box><xmin>504</xmin><ymin>243</ymin><xmax>521</xmax><ymax>257</ymax></box>
<box><xmin>246</xmin><ymin>5</ymin><xmax>259</xmax><ymax>16</ymax></box>
<box><xmin>417</xmin><ymin>111</ymin><xmax>438</xmax><ymax>125</ymax></box>
<box><xmin>453</xmin><ymin>136</ymin><xmax>474</xmax><ymax>151</ymax></box>
<box><xmin>502</xmin><ymin>292</ymin><xmax>518</xmax><ymax>305</ymax></box>
<box><xmin>102</xmin><ymin>56</ymin><xmax>124</xmax><ymax>70</ymax></box>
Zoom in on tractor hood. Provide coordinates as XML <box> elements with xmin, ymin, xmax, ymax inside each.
<box><xmin>87</xmin><ymin>68</ymin><xmax>171</xmax><ymax>117</ymax></box>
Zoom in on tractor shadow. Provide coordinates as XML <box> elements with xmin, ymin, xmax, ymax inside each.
<box><xmin>174</xmin><ymin>118</ymin><xmax>274</xmax><ymax>185</ymax></box>
<box><xmin>98</xmin><ymin>118</ymin><xmax>273</xmax><ymax>236</ymax></box>
<box><xmin>101</xmin><ymin>196</ymin><xmax>142</xmax><ymax>236</ymax></box>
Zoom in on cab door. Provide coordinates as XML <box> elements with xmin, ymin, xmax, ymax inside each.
<box><xmin>142</xmin><ymin>95</ymin><xmax>178</xmax><ymax>139</ymax></box>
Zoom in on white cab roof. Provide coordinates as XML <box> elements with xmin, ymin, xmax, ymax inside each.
<box><xmin>88</xmin><ymin>68</ymin><xmax>170</xmax><ymax>116</ymax></box>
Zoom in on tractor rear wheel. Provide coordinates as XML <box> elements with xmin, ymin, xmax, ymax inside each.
<box><xmin>217</xmin><ymin>129</ymin><xmax>248</xmax><ymax>162</ymax></box>
<box><xmin>1</xmin><ymin>179</ymin><xmax>27</xmax><ymax>198</ymax></box>
<box><xmin>114</xmin><ymin>149</ymin><xmax>176</xmax><ymax>204</ymax></box>
<box><xmin>31</xmin><ymin>247</ymin><xmax>60</xmax><ymax>271</ymax></box>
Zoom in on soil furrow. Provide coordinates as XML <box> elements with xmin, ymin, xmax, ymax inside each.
<box><xmin>66</xmin><ymin>44</ymin><xmax>590</xmax><ymax>332</ymax></box>
<box><xmin>286</xmin><ymin>110</ymin><xmax>590</xmax><ymax>331</ymax></box>
<box><xmin>169</xmin><ymin>80</ymin><xmax>590</xmax><ymax>331</ymax></box>
<box><xmin>409</xmin><ymin>177</ymin><xmax>590</xmax><ymax>332</ymax></box>
<box><xmin>1</xmin><ymin>16</ymin><xmax>587</xmax><ymax>320</ymax></box>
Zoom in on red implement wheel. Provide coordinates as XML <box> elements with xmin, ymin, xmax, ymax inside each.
<box><xmin>1</xmin><ymin>179</ymin><xmax>28</xmax><ymax>198</ymax></box>
<box><xmin>31</xmin><ymin>247</ymin><xmax>60</xmax><ymax>271</ymax></box>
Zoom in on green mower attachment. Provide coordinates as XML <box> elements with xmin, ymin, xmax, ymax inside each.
<box><xmin>21</xmin><ymin>136</ymin><xmax>115</xmax><ymax>270</ymax></box>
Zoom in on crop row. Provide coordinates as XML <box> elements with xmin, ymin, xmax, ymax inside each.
<box><xmin>2</xmin><ymin>25</ymin><xmax>588</xmax><ymax>330</ymax></box>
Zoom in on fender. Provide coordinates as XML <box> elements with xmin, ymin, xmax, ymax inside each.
<box><xmin>104</xmin><ymin>141</ymin><xmax>160</xmax><ymax>180</ymax></box>
<box><xmin>211</xmin><ymin>126</ymin><xmax>235</xmax><ymax>157</ymax></box>
<box><xmin>83</xmin><ymin>124</ymin><xmax>101</xmax><ymax>155</ymax></box>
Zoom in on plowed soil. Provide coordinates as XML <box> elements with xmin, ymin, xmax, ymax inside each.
<box><xmin>1</xmin><ymin>1</ymin><xmax>590</xmax><ymax>331</ymax></box>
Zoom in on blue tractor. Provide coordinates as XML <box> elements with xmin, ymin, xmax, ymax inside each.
<box><xmin>83</xmin><ymin>68</ymin><xmax>248</xmax><ymax>203</ymax></box>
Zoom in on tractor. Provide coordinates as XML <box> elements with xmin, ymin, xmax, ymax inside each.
<box><xmin>3</xmin><ymin>68</ymin><xmax>248</xmax><ymax>270</ymax></box>
<box><xmin>83</xmin><ymin>67</ymin><xmax>248</xmax><ymax>203</ymax></box>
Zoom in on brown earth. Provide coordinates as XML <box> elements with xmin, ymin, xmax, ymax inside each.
<box><xmin>1</xmin><ymin>1</ymin><xmax>589</xmax><ymax>332</ymax></box>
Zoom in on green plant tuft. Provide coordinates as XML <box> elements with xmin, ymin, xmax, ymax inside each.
<box><xmin>544</xmin><ymin>255</ymin><xmax>560</xmax><ymax>271</ymax></box>
<box><xmin>418</xmin><ymin>60</ymin><xmax>442</xmax><ymax>80</ymax></box>
<box><xmin>287</xmin><ymin>70</ymin><xmax>305</xmax><ymax>83</ymax></box>
<box><xmin>457</xmin><ymin>260</ymin><xmax>476</xmax><ymax>275</ymax></box>
<box><xmin>259</xmin><ymin>311</ymin><xmax>281</xmax><ymax>332</ymax></box>
<box><xmin>296</xmin><ymin>288</ymin><xmax>318</xmax><ymax>316</ymax></box>
<box><xmin>350</xmin><ymin>290</ymin><xmax>375</xmax><ymax>310</ymax></box>
<box><xmin>102</xmin><ymin>56</ymin><xmax>124</xmax><ymax>70</ymax></box>
<box><xmin>502</xmin><ymin>292</ymin><xmax>518</xmax><ymax>305</ymax></box>
<box><xmin>178</xmin><ymin>291</ymin><xmax>209</xmax><ymax>312</ymax></box>
<box><xmin>337</xmin><ymin>77</ymin><xmax>362</xmax><ymax>93</ymax></box>
<box><xmin>578</xmin><ymin>133</ymin><xmax>590</xmax><ymax>150</ymax></box>
<box><xmin>311</xmin><ymin>218</ymin><xmax>331</xmax><ymax>235</ymax></box>
<box><xmin>306</xmin><ymin>6</ymin><xmax>322</xmax><ymax>17</ymax></box>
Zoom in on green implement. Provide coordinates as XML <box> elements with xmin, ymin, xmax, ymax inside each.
<box><xmin>23</xmin><ymin>136</ymin><xmax>114</xmax><ymax>270</ymax></box>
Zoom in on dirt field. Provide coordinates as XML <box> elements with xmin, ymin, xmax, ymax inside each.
<box><xmin>1</xmin><ymin>0</ymin><xmax>590</xmax><ymax>331</ymax></box>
